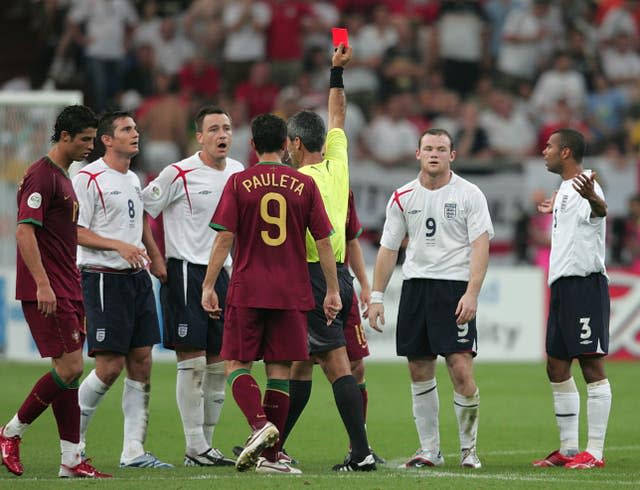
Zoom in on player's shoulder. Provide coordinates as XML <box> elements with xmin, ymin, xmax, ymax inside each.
<box><xmin>394</xmin><ymin>178</ymin><xmax>420</xmax><ymax>195</ymax></box>
<box><xmin>226</xmin><ymin>157</ymin><xmax>246</xmax><ymax>173</ymax></box>
<box><xmin>451</xmin><ymin>172</ymin><xmax>484</xmax><ymax>195</ymax></box>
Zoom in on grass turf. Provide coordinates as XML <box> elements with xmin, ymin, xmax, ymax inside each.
<box><xmin>0</xmin><ymin>360</ymin><xmax>638</xmax><ymax>489</ymax></box>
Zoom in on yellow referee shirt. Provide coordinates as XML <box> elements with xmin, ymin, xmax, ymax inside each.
<box><xmin>298</xmin><ymin>128</ymin><xmax>349</xmax><ymax>263</ymax></box>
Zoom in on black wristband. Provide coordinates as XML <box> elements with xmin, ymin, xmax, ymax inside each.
<box><xmin>330</xmin><ymin>66</ymin><xmax>344</xmax><ymax>88</ymax></box>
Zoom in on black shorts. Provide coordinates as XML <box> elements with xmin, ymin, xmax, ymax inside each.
<box><xmin>547</xmin><ymin>273</ymin><xmax>610</xmax><ymax>359</ymax></box>
<box><xmin>307</xmin><ymin>262</ymin><xmax>353</xmax><ymax>354</ymax></box>
<box><xmin>82</xmin><ymin>269</ymin><xmax>161</xmax><ymax>357</ymax></box>
<box><xmin>161</xmin><ymin>258</ymin><xmax>228</xmax><ymax>354</ymax></box>
<box><xmin>396</xmin><ymin>278</ymin><xmax>477</xmax><ymax>358</ymax></box>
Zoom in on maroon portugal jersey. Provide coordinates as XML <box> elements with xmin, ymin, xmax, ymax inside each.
<box><xmin>16</xmin><ymin>157</ymin><xmax>82</xmax><ymax>301</ymax></box>
<box><xmin>345</xmin><ymin>189</ymin><xmax>363</xmax><ymax>242</ymax></box>
<box><xmin>211</xmin><ymin>162</ymin><xmax>333</xmax><ymax>310</ymax></box>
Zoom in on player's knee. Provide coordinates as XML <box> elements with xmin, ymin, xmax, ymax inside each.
<box><xmin>56</xmin><ymin>362</ymin><xmax>83</xmax><ymax>385</ymax></box>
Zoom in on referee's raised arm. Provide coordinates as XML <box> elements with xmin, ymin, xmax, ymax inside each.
<box><xmin>328</xmin><ymin>44</ymin><xmax>352</xmax><ymax>131</ymax></box>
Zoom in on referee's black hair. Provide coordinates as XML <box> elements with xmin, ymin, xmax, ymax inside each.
<box><xmin>51</xmin><ymin>105</ymin><xmax>98</xmax><ymax>143</ymax></box>
<box><xmin>552</xmin><ymin>128</ymin><xmax>585</xmax><ymax>162</ymax></box>
<box><xmin>287</xmin><ymin>111</ymin><xmax>326</xmax><ymax>153</ymax></box>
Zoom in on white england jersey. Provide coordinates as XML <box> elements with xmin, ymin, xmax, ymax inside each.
<box><xmin>73</xmin><ymin>159</ymin><xmax>145</xmax><ymax>269</ymax></box>
<box><xmin>548</xmin><ymin>170</ymin><xmax>607</xmax><ymax>286</ymax></box>
<box><xmin>380</xmin><ymin>172</ymin><xmax>494</xmax><ymax>281</ymax></box>
<box><xmin>142</xmin><ymin>153</ymin><xmax>244</xmax><ymax>265</ymax></box>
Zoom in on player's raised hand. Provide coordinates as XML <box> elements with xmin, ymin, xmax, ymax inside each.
<box><xmin>323</xmin><ymin>291</ymin><xmax>342</xmax><ymax>326</ymax></box>
<box><xmin>368</xmin><ymin>303</ymin><xmax>385</xmax><ymax>332</ymax></box>
<box><xmin>537</xmin><ymin>192</ymin><xmax>557</xmax><ymax>214</ymax></box>
<box><xmin>201</xmin><ymin>284</ymin><xmax>222</xmax><ymax>319</ymax></box>
<box><xmin>573</xmin><ymin>172</ymin><xmax>598</xmax><ymax>200</ymax></box>
<box><xmin>332</xmin><ymin>43</ymin><xmax>352</xmax><ymax>67</ymax></box>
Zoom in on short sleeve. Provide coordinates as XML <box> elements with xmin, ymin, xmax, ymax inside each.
<box><xmin>323</xmin><ymin>128</ymin><xmax>348</xmax><ymax>171</ymax></box>
<box><xmin>142</xmin><ymin>165</ymin><xmax>181</xmax><ymax>218</ymax></box>
<box><xmin>72</xmin><ymin>172</ymin><xmax>96</xmax><ymax>229</ymax></box>
<box><xmin>17</xmin><ymin>168</ymin><xmax>53</xmax><ymax>227</ymax></box>
<box><xmin>379</xmin><ymin>193</ymin><xmax>407</xmax><ymax>251</ymax></box>
<box><xmin>307</xmin><ymin>179</ymin><xmax>334</xmax><ymax>240</ymax></box>
<box><xmin>466</xmin><ymin>186</ymin><xmax>494</xmax><ymax>243</ymax></box>
<box><xmin>211</xmin><ymin>176</ymin><xmax>238</xmax><ymax>232</ymax></box>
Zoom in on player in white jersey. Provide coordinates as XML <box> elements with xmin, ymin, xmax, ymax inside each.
<box><xmin>72</xmin><ymin>111</ymin><xmax>171</xmax><ymax>469</ymax></box>
<box><xmin>532</xmin><ymin>129</ymin><xmax>611</xmax><ymax>470</ymax></box>
<box><xmin>142</xmin><ymin>106</ymin><xmax>243</xmax><ymax>467</ymax></box>
<box><xmin>368</xmin><ymin>129</ymin><xmax>493</xmax><ymax>470</ymax></box>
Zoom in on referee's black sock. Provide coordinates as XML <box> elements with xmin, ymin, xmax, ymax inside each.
<box><xmin>332</xmin><ymin>375</ymin><xmax>369</xmax><ymax>462</ymax></box>
<box><xmin>281</xmin><ymin>380</ymin><xmax>312</xmax><ymax>447</ymax></box>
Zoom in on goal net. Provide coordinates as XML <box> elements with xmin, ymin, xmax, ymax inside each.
<box><xmin>0</xmin><ymin>91</ymin><xmax>82</xmax><ymax>267</ymax></box>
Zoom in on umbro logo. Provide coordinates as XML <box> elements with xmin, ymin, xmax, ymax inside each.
<box><xmin>408</xmin><ymin>210</ymin><xmax>421</xmax><ymax>214</ymax></box>
<box><xmin>580</xmin><ymin>340</ymin><xmax>593</xmax><ymax>345</ymax></box>
<box><xmin>457</xmin><ymin>338</ymin><xmax>471</xmax><ymax>344</ymax></box>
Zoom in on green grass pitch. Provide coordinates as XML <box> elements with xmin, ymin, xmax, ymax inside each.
<box><xmin>0</xmin><ymin>360</ymin><xmax>638</xmax><ymax>489</ymax></box>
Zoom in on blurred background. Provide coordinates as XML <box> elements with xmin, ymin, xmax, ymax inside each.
<box><xmin>1</xmin><ymin>0</ymin><xmax>640</xmax><ymax>362</ymax></box>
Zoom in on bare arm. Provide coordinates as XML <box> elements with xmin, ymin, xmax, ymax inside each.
<box><xmin>142</xmin><ymin>212</ymin><xmax>167</xmax><ymax>283</ymax></box>
<box><xmin>456</xmin><ymin>232</ymin><xmax>490</xmax><ymax>325</ymax></box>
<box><xmin>327</xmin><ymin>44</ymin><xmax>352</xmax><ymax>131</ymax></box>
<box><xmin>347</xmin><ymin>238</ymin><xmax>371</xmax><ymax>316</ymax></box>
<box><xmin>573</xmin><ymin>172</ymin><xmax>607</xmax><ymax>218</ymax></box>
<box><xmin>77</xmin><ymin>226</ymin><xmax>149</xmax><ymax>268</ymax></box>
<box><xmin>201</xmin><ymin>231</ymin><xmax>234</xmax><ymax>318</ymax></box>
<box><xmin>316</xmin><ymin>236</ymin><xmax>342</xmax><ymax>325</ymax></box>
<box><xmin>368</xmin><ymin>245</ymin><xmax>399</xmax><ymax>332</ymax></box>
<box><xmin>16</xmin><ymin>223</ymin><xmax>56</xmax><ymax>316</ymax></box>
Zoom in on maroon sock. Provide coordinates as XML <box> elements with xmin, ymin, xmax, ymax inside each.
<box><xmin>359</xmin><ymin>384</ymin><xmax>369</xmax><ymax>423</ymax></box>
<box><xmin>51</xmin><ymin>387</ymin><xmax>80</xmax><ymax>443</ymax></box>
<box><xmin>261</xmin><ymin>381</ymin><xmax>290</xmax><ymax>462</ymax></box>
<box><xmin>17</xmin><ymin>371</ymin><xmax>65</xmax><ymax>424</ymax></box>
<box><xmin>229</xmin><ymin>371</ymin><xmax>267</xmax><ymax>431</ymax></box>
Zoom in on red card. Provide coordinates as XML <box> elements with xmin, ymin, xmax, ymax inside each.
<box><xmin>331</xmin><ymin>27</ymin><xmax>349</xmax><ymax>48</ymax></box>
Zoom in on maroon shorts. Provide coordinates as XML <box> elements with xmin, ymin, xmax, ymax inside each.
<box><xmin>22</xmin><ymin>299</ymin><xmax>86</xmax><ymax>358</ymax></box>
<box><xmin>344</xmin><ymin>293</ymin><xmax>370</xmax><ymax>361</ymax></box>
<box><xmin>221</xmin><ymin>306</ymin><xmax>309</xmax><ymax>362</ymax></box>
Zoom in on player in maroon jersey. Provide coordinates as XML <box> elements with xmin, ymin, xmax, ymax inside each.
<box><xmin>0</xmin><ymin>105</ymin><xmax>110</xmax><ymax>478</ymax></box>
<box><xmin>202</xmin><ymin>113</ymin><xmax>342</xmax><ymax>475</ymax></box>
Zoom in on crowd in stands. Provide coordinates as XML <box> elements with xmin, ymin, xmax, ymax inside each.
<box><xmin>4</xmin><ymin>0</ymin><xmax>640</xmax><ymax>266</ymax></box>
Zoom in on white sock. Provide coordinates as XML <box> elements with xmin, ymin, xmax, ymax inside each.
<box><xmin>551</xmin><ymin>377</ymin><xmax>579</xmax><ymax>456</ymax></box>
<box><xmin>203</xmin><ymin>361</ymin><xmax>226</xmax><ymax>446</ymax></box>
<box><xmin>586</xmin><ymin>379</ymin><xmax>611</xmax><ymax>461</ymax></box>
<box><xmin>411</xmin><ymin>379</ymin><xmax>440</xmax><ymax>452</ymax></box>
<box><xmin>60</xmin><ymin>439</ymin><xmax>81</xmax><ymax>467</ymax></box>
<box><xmin>121</xmin><ymin>378</ymin><xmax>149</xmax><ymax>461</ymax></box>
<box><xmin>78</xmin><ymin>369</ymin><xmax>110</xmax><ymax>451</ymax></box>
<box><xmin>177</xmin><ymin>356</ymin><xmax>208</xmax><ymax>456</ymax></box>
<box><xmin>454</xmin><ymin>389</ymin><xmax>480</xmax><ymax>450</ymax></box>
<box><xmin>4</xmin><ymin>414</ymin><xmax>29</xmax><ymax>438</ymax></box>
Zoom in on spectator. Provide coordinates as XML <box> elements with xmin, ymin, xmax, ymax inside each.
<box><xmin>585</xmin><ymin>73</ymin><xmax>628</xmax><ymax>153</ymax></box>
<box><xmin>221</xmin><ymin>0</ymin><xmax>271</xmax><ymax>94</ymax></box>
<box><xmin>480</xmin><ymin>89</ymin><xmax>536</xmax><ymax>158</ymax></box>
<box><xmin>179</xmin><ymin>50</ymin><xmax>221</xmax><ymax>106</ymax></box>
<box><xmin>537</xmin><ymin>100</ymin><xmax>592</xmax><ymax>154</ymax></box>
<box><xmin>454</xmin><ymin>101</ymin><xmax>493</xmax><ymax>160</ymax></box>
<box><xmin>435</xmin><ymin>0</ymin><xmax>490</xmax><ymax>97</ymax></box>
<box><xmin>67</xmin><ymin>0</ymin><xmax>138</xmax><ymax>111</ymax></box>
<box><xmin>121</xmin><ymin>43</ymin><xmax>156</xmax><ymax>100</ymax></box>
<box><xmin>147</xmin><ymin>16</ymin><xmax>195</xmax><ymax>76</ymax></box>
<box><xmin>622</xmin><ymin>193</ymin><xmax>640</xmax><ymax>270</ymax></box>
<box><xmin>378</xmin><ymin>15</ymin><xmax>424</xmax><ymax>99</ymax></box>
<box><xmin>234</xmin><ymin>61</ymin><xmax>280</xmax><ymax>119</ymax></box>
<box><xmin>600</xmin><ymin>32</ymin><xmax>640</xmax><ymax>93</ymax></box>
<box><xmin>361</xmin><ymin>92</ymin><xmax>419</xmax><ymax>168</ymax></box>
<box><xmin>530</xmin><ymin>51</ymin><xmax>587</xmax><ymax>116</ymax></box>
<box><xmin>598</xmin><ymin>0</ymin><xmax>640</xmax><ymax>46</ymax></box>
<box><xmin>496</xmin><ymin>0</ymin><xmax>550</xmax><ymax>91</ymax></box>
<box><xmin>137</xmin><ymin>71</ymin><xmax>188</xmax><ymax>175</ymax></box>
<box><xmin>265</xmin><ymin>0</ymin><xmax>314</xmax><ymax>87</ymax></box>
